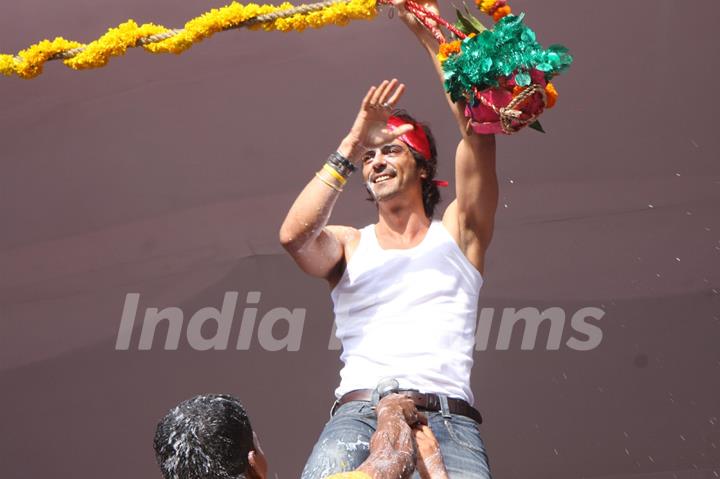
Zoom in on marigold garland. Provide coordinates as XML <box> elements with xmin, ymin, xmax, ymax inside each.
<box><xmin>3</xmin><ymin>38</ymin><xmax>83</xmax><ymax>79</ymax></box>
<box><xmin>66</xmin><ymin>21</ymin><xmax>167</xmax><ymax>70</ymax></box>
<box><xmin>1</xmin><ymin>0</ymin><xmax>377</xmax><ymax>79</ymax></box>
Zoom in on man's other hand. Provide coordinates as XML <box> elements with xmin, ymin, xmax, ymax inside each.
<box><xmin>413</xmin><ymin>424</ymin><xmax>449</xmax><ymax>479</ymax></box>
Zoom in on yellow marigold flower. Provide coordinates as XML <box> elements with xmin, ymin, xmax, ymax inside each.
<box><xmin>545</xmin><ymin>82</ymin><xmax>558</xmax><ymax>108</ymax></box>
<box><xmin>477</xmin><ymin>0</ymin><xmax>496</xmax><ymax>14</ymax></box>
<box><xmin>0</xmin><ymin>54</ymin><xmax>16</xmax><ymax>77</ymax></box>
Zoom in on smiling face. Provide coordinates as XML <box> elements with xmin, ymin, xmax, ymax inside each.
<box><xmin>362</xmin><ymin>140</ymin><xmax>426</xmax><ymax>204</ymax></box>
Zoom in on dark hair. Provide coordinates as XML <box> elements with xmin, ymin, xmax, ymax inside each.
<box><xmin>365</xmin><ymin>110</ymin><xmax>442</xmax><ymax>218</ymax></box>
<box><xmin>153</xmin><ymin>394</ymin><xmax>254</xmax><ymax>479</ymax></box>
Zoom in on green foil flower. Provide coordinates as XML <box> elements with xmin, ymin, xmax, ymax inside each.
<box><xmin>443</xmin><ymin>14</ymin><xmax>573</xmax><ymax>103</ymax></box>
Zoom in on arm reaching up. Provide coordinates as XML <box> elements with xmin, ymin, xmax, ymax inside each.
<box><xmin>394</xmin><ymin>0</ymin><xmax>499</xmax><ymax>274</ymax></box>
<box><xmin>392</xmin><ymin>0</ymin><xmax>466</xmax><ymax>134</ymax></box>
<box><xmin>278</xmin><ymin>79</ymin><xmax>414</xmax><ymax>285</ymax></box>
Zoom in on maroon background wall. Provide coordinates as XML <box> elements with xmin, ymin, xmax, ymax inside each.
<box><xmin>1</xmin><ymin>0</ymin><xmax>718</xmax><ymax>478</ymax></box>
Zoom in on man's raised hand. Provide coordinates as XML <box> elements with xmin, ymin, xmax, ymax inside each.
<box><xmin>338</xmin><ymin>79</ymin><xmax>414</xmax><ymax>163</ymax></box>
<box><xmin>393</xmin><ymin>0</ymin><xmax>442</xmax><ymax>45</ymax></box>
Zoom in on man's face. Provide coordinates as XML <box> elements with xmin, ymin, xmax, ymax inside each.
<box><xmin>361</xmin><ymin>140</ymin><xmax>425</xmax><ymax>203</ymax></box>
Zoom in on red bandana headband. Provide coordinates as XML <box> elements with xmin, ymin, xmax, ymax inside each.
<box><xmin>386</xmin><ymin>116</ymin><xmax>449</xmax><ymax>188</ymax></box>
<box><xmin>387</xmin><ymin>116</ymin><xmax>431</xmax><ymax>160</ymax></box>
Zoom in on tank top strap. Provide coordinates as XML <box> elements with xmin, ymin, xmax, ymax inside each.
<box><xmin>358</xmin><ymin>223</ymin><xmax>380</xmax><ymax>253</ymax></box>
<box><xmin>343</xmin><ymin>224</ymin><xmax>379</xmax><ymax>273</ymax></box>
<box><xmin>415</xmin><ymin>220</ymin><xmax>444</xmax><ymax>250</ymax></box>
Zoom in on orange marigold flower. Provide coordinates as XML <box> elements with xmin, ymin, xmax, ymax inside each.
<box><xmin>439</xmin><ymin>40</ymin><xmax>462</xmax><ymax>60</ymax></box>
<box><xmin>545</xmin><ymin>82</ymin><xmax>558</xmax><ymax>108</ymax></box>
<box><xmin>493</xmin><ymin>5</ymin><xmax>512</xmax><ymax>21</ymax></box>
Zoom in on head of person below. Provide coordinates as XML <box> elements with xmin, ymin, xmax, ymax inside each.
<box><xmin>153</xmin><ymin>393</ymin><xmax>448</xmax><ymax>479</ymax></box>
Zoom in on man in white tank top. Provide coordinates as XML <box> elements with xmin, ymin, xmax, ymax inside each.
<box><xmin>279</xmin><ymin>1</ymin><xmax>498</xmax><ymax>477</ymax></box>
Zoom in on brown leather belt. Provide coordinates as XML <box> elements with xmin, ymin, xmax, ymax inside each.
<box><xmin>335</xmin><ymin>389</ymin><xmax>483</xmax><ymax>424</ymax></box>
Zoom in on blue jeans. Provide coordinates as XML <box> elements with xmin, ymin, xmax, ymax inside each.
<box><xmin>300</xmin><ymin>400</ymin><xmax>492</xmax><ymax>479</ymax></box>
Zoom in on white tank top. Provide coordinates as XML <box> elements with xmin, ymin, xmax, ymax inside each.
<box><xmin>331</xmin><ymin>220</ymin><xmax>484</xmax><ymax>404</ymax></box>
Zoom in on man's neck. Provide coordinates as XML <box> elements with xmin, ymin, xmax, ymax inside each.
<box><xmin>376</xmin><ymin>201</ymin><xmax>430</xmax><ymax>243</ymax></box>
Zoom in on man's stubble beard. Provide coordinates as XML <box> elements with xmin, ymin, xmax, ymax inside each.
<box><xmin>369</xmin><ymin>180</ymin><xmax>402</xmax><ymax>203</ymax></box>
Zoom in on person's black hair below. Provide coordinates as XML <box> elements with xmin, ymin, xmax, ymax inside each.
<box><xmin>153</xmin><ymin>394</ymin><xmax>255</xmax><ymax>479</ymax></box>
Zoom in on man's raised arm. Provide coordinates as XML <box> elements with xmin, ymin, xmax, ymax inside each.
<box><xmin>279</xmin><ymin>80</ymin><xmax>414</xmax><ymax>282</ymax></box>
<box><xmin>395</xmin><ymin>0</ymin><xmax>499</xmax><ymax>273</ymax></box>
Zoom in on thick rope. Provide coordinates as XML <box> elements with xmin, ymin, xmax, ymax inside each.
<box><xmin>500</xmin><ymin>84</ymin><xmax>545</xmax><ymax>133</ymax></box>
<box><xmin>476</xmin><ymin>83</ymin><xmax>545</xmax><ymax>134</ymax></box>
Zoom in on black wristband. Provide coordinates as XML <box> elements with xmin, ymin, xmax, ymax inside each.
<box><xmin>328</xmin><ymin>151</ymin><xmax>356</xmax><ymax>176</ymax></box>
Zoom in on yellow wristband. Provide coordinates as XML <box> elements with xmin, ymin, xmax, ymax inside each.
<box><xmin>322</xmin><ymin>163</ymin><xmax>348</xmax><ymax>185</ymax></box>
<box><xmin>315</xmin><ymin>171</ymin><xmax>343</xmax><ymax>192</ymax></box>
